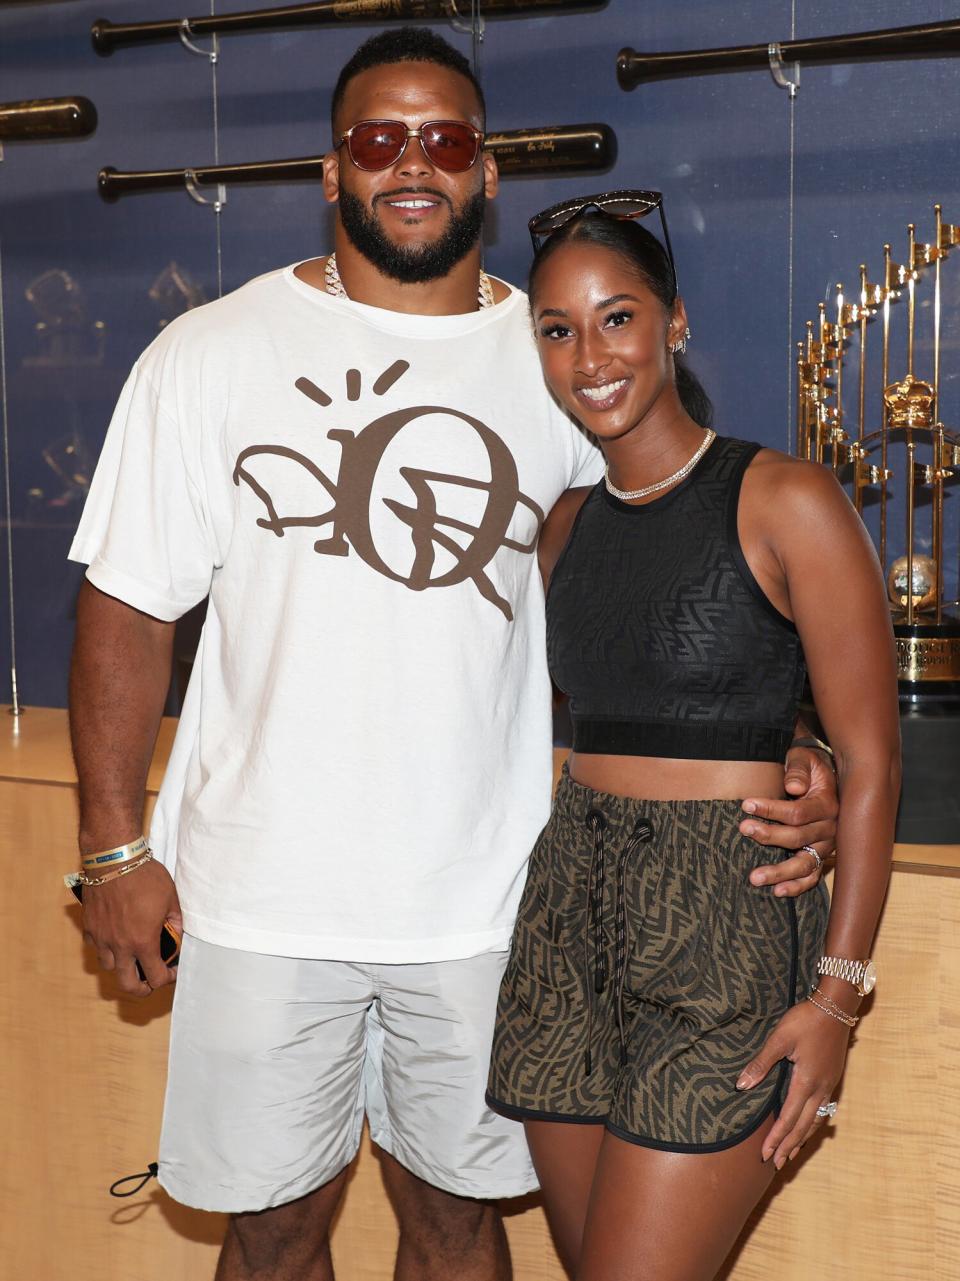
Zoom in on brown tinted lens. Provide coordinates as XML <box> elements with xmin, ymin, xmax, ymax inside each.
<box><xmin>421</xmin><ymin>122</ymin><xmax>479</xmax><ymax>171</ymax></box>
<box><xmin>348</xmin><ymin>121</ymin><xmax>407</xmax><ymax>170</ymax></box>
<box><xmin>533</xmin><ymin>208</ymin><xmax>575</xmax><ymax>233</ymax></box>
<box><xmin>597</xmin><ymin>196</ymin><xmax>658</xmax><ymax>218</ymax></box>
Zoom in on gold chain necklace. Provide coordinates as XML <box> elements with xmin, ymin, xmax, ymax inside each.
<box><xmin>323</xmin><ymin>253</ymin><xmax>495</xmax><ymax>309</ymax></box>
<box><xmin>604</xmin><ymin>429</ymin><xmax>717</xmax><ymax>502</ymax></box>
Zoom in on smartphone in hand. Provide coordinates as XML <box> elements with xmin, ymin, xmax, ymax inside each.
<box><xmin>67</xmin><ymin>878</ymin><xmax>180</xmax><ymax>982</ymax></box>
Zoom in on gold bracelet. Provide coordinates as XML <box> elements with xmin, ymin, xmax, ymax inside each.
<box><xmin>80</xmin><ymin>835</ymin><xmax>149</xmax><ymax>872</ymax></box>
<box><xmin>810</xmin><ymin>985</ymin><xmax>861</xmax><ymax>1022</ymax></box>
<box><xmin>806</xmin><ymin>992</ymin><xmax>859</xmax><ymax>1028</ymax></box>
<box><xmin>76</xmin><ymin>851</ymin><xmax>154</xmax><ymax>887</ymax></box>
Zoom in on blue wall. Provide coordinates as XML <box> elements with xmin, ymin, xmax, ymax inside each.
<box><xmin>1</xmin><ymin>0</ymin><xmax>958</xmax><ymax>707</ymax></box>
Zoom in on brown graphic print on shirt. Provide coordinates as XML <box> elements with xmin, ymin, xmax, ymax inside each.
<box><xmin>233</xmin><ymin>363</ymin><xmax>545</xmax><ymax>621</ymax></box>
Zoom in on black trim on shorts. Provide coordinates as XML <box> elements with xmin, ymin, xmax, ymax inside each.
<box><xmin>772</xmin><ymin>896</ymin><xmax>801</xmax><ymax>1114</ymax></box>
<box><xmin>605</xmin><ymin>1057</ymin><xmax>790</xmax><ymax>1155</ymax></box>
<box><xmin>485</xmin><ymin>1091</ymin><xmax>607</xmax><ymax>1127</ymax></box>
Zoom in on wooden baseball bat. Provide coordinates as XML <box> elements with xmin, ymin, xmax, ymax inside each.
<box><xmin>92</xmin><ymin>0</ymin><xmax>606</xmax><ymax>55</ymax></box>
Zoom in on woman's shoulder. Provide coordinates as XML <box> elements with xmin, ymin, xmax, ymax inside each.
<box><xmin>734</xmin><ymin>440</ymin><xmax>854</xmax><ymax>524</ymax></box>
<box><xmin>733</xmin><ymin>439</ymin><xmax>840</xmax><ymax>489</ymax></box>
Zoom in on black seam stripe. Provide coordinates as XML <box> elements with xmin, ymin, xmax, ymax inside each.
<box><xmin>485</xmin><ymin>1092</ymin><xmax>607</xmax><ymax>1127</ymax></box>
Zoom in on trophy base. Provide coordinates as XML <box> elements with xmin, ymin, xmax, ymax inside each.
<box><xmin>893</xmin><ymin>618</ymin><xmax>960</xmax><ymax>703</ymax></box>
<box><xmin>896</xmin><ymin>702</ymin><xmax>960</xmax><ymax>843</ymax></box>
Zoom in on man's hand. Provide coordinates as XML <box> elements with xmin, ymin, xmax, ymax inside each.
<box><xmin>741</xmin><ymin>745</ymin><xmax>839</xmax><ymax>897</ymax></box>
<box><xmin>81</xmin><ymin>860</ymin><xmax>182</xmax><ymax>997</ymax></box>
<box><xmin>70</xmin><ymin>582</ymin><xmax>179</xmax><ymax>993</ymax></box>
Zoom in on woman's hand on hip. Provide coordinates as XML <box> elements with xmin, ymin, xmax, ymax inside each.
<box><xmin>735</xmin><ymin>1000</ymin><xmax>851</xmax><ymax>1169</ymax></box>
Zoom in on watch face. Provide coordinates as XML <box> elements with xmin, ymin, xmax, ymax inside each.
<box><xmin>862</xmin><ymin>960</ymin><xmax>877</xmax><ymax>994</ymax></box>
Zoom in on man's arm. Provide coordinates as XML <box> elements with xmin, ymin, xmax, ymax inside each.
<box><xmin>69</xmin><ymin>580</ymin><xmax>182</xmax><ymax>996</ymax></box>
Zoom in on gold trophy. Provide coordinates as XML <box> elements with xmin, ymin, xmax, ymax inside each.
<box><xmin>796</xmin><ymin>205</ymin><xmax>960</xmax><ymax>701</ymax></box>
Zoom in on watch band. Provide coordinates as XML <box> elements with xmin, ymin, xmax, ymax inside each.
<box><xmin>817</xmin><ymin>955</ymin><xmax>876</xmax><ymax>995</ymax></box>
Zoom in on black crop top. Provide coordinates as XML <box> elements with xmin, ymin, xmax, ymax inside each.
<box><xmin>546</xmin><ymin>435</ymin><xmax>806</xmax><ymax>762</ymax></box>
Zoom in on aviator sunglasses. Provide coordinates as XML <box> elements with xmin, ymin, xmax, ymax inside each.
<box><xmin>337</xmin><ymin>119</ymin><xmax>484</xmax><ymax>173</ymax></box>
<box><xmin>528</xmin><ymin>188</ymin><xmax>678</xmax><ymax>292</ymax></box>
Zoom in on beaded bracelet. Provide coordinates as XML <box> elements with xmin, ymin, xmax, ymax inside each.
<box><xmin>75</xmin><ymin>850</ymin><xmax>154</xmax><ymax>887</ymax></box>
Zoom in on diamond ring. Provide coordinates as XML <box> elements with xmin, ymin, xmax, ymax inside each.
<box><xmin>816</xmin><ymin>1101</ymin><xmax>838</xmax><ymax>1120</ymax></box>
<box><xmin>801</xmin><ymin>844</ymin><xmax>823</xmax><ymax>873</ymax></box>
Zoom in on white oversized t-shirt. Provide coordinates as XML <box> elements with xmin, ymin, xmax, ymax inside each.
<box><xmin>70</xmin><ymin>264</ymin><xmax>601</xmax><ymax>961</ymax></box>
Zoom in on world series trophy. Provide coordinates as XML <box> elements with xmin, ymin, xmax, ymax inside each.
<box><xmin>797</xmin><ymin>208</ymin><xmax>960</xmax><ymax>839</ymax></box>
<box><xmin>797</xmin><ymin>205</ymin><xmax>960</xmax><ymax>698</ymax></box>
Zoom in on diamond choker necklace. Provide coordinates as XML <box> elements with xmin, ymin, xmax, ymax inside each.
<box><xmin>604</xmin><ymin>429</ymin><xmax>717</xmax><ymax>502</ymax></box>
<box><xmin>324</xmin><ymin>253</ymin><xmax>495</xmax><ymax>309</ymax></box>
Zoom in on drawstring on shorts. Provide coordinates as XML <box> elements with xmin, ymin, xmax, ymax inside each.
<box><xmin>109</xmin><ymin>1162</ymin><xmax>159</xmax><ymax>1197</ymax></box>
<box><xmin>582</xmin><ymin>808</ymin><xmax>652</xmax><ymax>1075</ymax></box>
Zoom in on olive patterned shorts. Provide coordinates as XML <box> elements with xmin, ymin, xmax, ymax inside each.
<box><xmin>487</xmin><ymin>766</ymin><xmax>829</xmax><ymax>1152</ymax></box>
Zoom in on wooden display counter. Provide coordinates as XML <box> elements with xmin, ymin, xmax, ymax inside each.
<box><xmin>1</xmin><ymin>708</ymin><xmax>957</xmax><ymax>1280</ymax></box>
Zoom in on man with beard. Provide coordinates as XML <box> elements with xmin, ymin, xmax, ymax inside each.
<box><xmin>68</xmin><ymin>26</ymin><xmax>838</xmax><ymax>1281</ymax></box>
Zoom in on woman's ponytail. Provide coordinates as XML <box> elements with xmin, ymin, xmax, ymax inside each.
<box><xmin>674</xmin><ymin>356</ymin><xmax>713</xmax><ymax>429</ymax></box>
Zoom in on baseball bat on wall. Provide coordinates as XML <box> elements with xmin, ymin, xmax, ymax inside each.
<box><xmin>618</xmin><ymin>19</ymin><xmax>960</xmax><ymax>90</ymax></box>
<box><xmin>0</xmin><ymin>97</ymin><xmax>97</xmax><ymax>141</ymax></box>
<box><xmin>91</xmin><ymin>0</ymin><xmax>606</xmax><ymax>55</ymax></box>
<box><xmin>97</xmin><ymin>123</ymin><xmax>616</xmax><ymax>198</ymax></box>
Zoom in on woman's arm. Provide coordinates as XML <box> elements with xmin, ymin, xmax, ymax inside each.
<box><xmin>735</xmin><ymin>456</ymin><xmax>901</xmax><ymax>1166</ymax></box>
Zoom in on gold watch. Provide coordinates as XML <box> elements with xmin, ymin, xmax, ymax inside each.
<box><xmin>817</xmin><ymin>955</ymin><xmax>877</xmax><ymax>997</ymax></box>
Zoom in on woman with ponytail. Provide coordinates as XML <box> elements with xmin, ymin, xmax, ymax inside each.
<box><xmin>486</xmin><ymin>196</ymin><xmax>900</xmax><ymax>1280</ymax></box>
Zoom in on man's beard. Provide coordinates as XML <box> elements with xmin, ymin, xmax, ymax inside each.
<box><xmin>338</xmin><ymin>186</ymin><xmax>486</xmax><ymax>284</ymax></box>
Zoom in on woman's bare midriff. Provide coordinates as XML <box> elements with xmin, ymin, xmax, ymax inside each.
<box><xmin>568</xmin><ymin>752</ymin><xmax>786</xmax><ymax>802</ymax></box>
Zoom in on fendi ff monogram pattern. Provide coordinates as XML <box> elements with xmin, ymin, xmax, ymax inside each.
<box><xmin>547</xmin><ymin>436</ymin><xmax>808</xmax><ymax>762</ymax></box>
<box><xmin>487</xmin><ymin>768</ymin><xmax>829</xmax><ymax>1151</ymax></box>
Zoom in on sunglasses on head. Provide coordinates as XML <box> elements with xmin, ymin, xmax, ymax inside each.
<box><xmin>528</xmin><ymin>188</ymin><xmax>678</xmax><ymax>292</ymax></box>
<box><xmin>337</xmin><ymin>119</ymin><xmax>484</xmax><ymax>173</ymax></box>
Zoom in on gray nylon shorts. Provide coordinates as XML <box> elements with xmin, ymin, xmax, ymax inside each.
<box><xmin>159</xmin><ymin>937</ymin><xmax>537</xmax><ymax>1211</ymax></box>
<box><xmin>487</xmin><ymin>766</ymin><xmax>829</xmax><ymax>1152</ymax></box>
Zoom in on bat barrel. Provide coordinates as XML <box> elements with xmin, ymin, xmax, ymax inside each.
<box><xmin>0</xmin><ymin>97</ymin><xmax>98</xmax><ymax>141</ymax></box>
<box><xmin>486</xmin><ymin>123</ymin><xmax>616</xmax><ymax>174</ymax></box>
